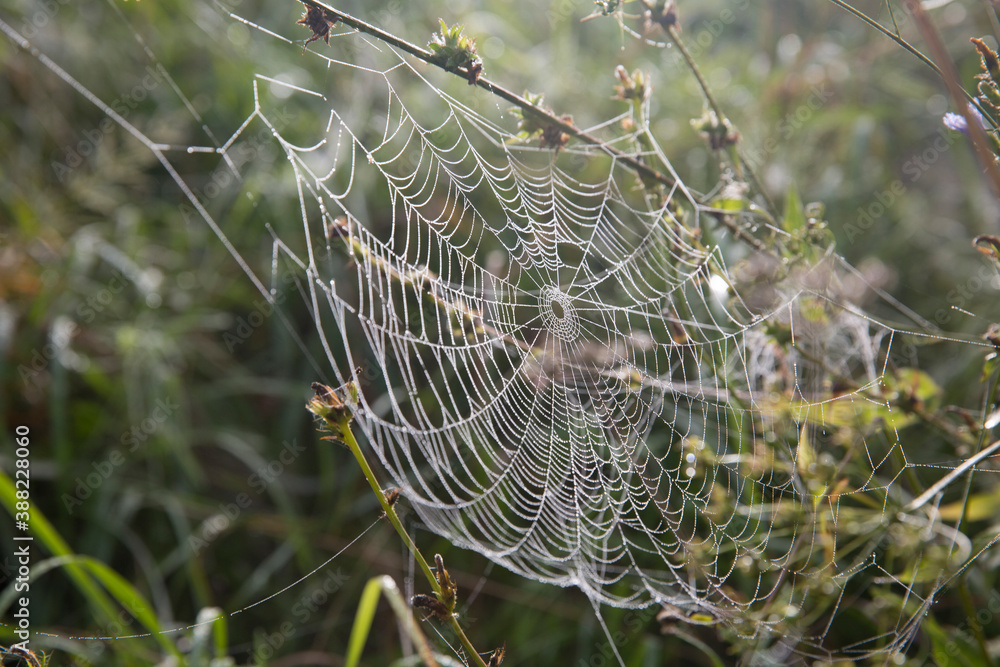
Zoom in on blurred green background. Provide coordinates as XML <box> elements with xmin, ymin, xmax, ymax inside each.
<box><xmin>2</xmin><ymin>0</ymin><xmax>999</xmax><ymax>665</ymax></box>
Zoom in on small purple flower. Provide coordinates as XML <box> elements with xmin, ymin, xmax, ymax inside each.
<box><xmin>943</xmin><ymin>105</ymin><xmax>986</xmax><ymax>135</ymax></box>
<box><xmin>943</xmin><ymin>112</ymin><xmax>967</xmax><ymax>132</ymax></box>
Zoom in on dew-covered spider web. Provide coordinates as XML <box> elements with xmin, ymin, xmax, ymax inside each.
<box><xmin>6</xmin><ymin>0</ymin><xmax>1000</xmax><ymax>663</ymax></box>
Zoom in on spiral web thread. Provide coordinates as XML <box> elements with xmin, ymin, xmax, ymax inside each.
<box><xmin>228</xmin><ymin>18</ymin><xmax>1000</xmax><ymax>660</ymax></box>
<box><xmin>6</xmin><ymin>2</ymin><xmax>1000</xmax><ymax>661</ymax></box>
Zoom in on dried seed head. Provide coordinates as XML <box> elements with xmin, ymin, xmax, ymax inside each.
<box><xmin>411</xmin><ymin>593</ymin><xmax>450</xmax><ymax>621</ymax></box>
<box><xmin>539</xmin><ymin>115</ymin><xmax>573</xmax><ymax>151</ymax></box>
<box><xmin>644</xmin><ymin>0</ymin><xmax>678</xmax><ymax>33</ymax></box>
<box><xmin>488</xmin><ymin>644</ymin><xmax>506</xmax><ymax>666</ymax></box>
<box><xmin>306</xmin><ymin>380</ymin><xmax>358</xmax><ymax>436</ymax></box>
<box><xmin>297</xmin><ymin>4</ymin><xmax>337</xmax><ymax>47</ymax></box>
<box><xmin>972</xmin><ymin>37</ymin><xmax>999</xmax><ymax>79</ymax></box>
<box><xmin>434</xmin><ymin>553</ymin><xmax>457</xmax><ymax>612</ymax></box>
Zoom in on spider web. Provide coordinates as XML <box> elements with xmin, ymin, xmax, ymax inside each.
<box><xmin>5</xmin><ymin>0</ymin><xmax>1000</xmax><ymax>662</ymax></box>
<box><xmin>237</xmin><ymin>16</ymin><xmax>996</xmax><ymax>661</ymax></box>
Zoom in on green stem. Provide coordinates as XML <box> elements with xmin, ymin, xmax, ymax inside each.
<box><xmin>825</xmin><ymin>0</ymin><xmax>999</xmax><ymax>132</ymax></box>
<box><xmin>958</xmin><ymin>576</ymin><xmax>992</xmax><ymax>665</ymax></box>
<box><xmin>334</xmin><ymin>417</ymin><xmax>489</xmax><ymax>667</ymax></box>
<box><xmin>899</xmin><ymin>0</ymin><xmax>1000</xmax><ymax>203</ymax></box>
<box><xmin>336</xmin><ymin>418</ymin><xmax>439</xmax><ymax>594</ymax></box>
<box><xmin>664</xmin><ymin>24</ymin><xmax>778</xmax><ymax>218</ymax></box>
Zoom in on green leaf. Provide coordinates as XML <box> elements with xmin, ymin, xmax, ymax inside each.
<box><xmin>923</xmin><ymin>613</ymin><xmax>983</xmax><ymax>666</ymax></box>
<box><xmin>798</xmin><ymin>296</ymin><xmax>829</xmax><ymax>324</ymax></box>
<box><xmin>938</xmin><ymin>485</ymin><xmax>1000</xmax><ymax>522</ymax></box>
<box><xmin>981</xmin><ymin>352</ymin><xmax>1000</xmax><ymax>383</ymax></box>
<box><xmin>346</xmin><ymin>576</ymin><xmax>390</xmax><ymax>667</ymax></box>
<box><xmin>796</xmin><ymin>423</ymin><xmax>816</xmax><ymax>475</ymax></box>
<box><xmin>783</xmin><ymin>183</ymin><xmax>806</xmax><ymax>233</ymax></box>
<box><xmin>0</xmin><ymin>470</ymin><xmax>118</xmax><ymax>625</ymax></box>
<box><xmin>710</xmin><ymin>197</ymin><xmax>746</xmax><ymax>212</ymax></box>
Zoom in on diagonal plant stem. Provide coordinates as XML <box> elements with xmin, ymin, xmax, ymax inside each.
<box><xmin>309</xmin><ymin>392</ymin><xmax>489</xmax><ymax>667</ymax></box>
<box><xmin>899</xmin><ymin>0</ymin><xmax>1000</xmax><ymax>202</ymax></box>
<box><xmin>825</xmin><ymin>0</ymin><xmax>999</xmax><ymax>130</ymax></box>
<box><xmin>294</xmin><ymin>0</ymin><xmax>772</xmax><ymax>253</ymax></box>
<box><xmin>904</xmin><ymin>437</ymin><xmax>1000</xmax><ymax>512</ymax></box>
<box><xmin>826</xmin><ymin>0</ymin><xmax>940</xmax><ymax>71</ymax></box>
<box><xmin>297</xmin><ymin>0</ymin><xmax>675</xmax><ymax>191</ymax></box>
<box><xmin>660</xmin><ymin>19</ymin><xmax>778</xmax><ymax>218</ymax></box>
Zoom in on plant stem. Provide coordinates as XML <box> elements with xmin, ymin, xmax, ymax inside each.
<box><xmin>298</xmin><ymin>0</ymin><xmax>778</xmax><ymax>256</ymax></box>
<box><xmin>958</xmin><ymin>576</ymin><xmax>992</xmax><ymax>665</ymax></box>
<box><xmin>336</xmin><ymin>419</ymin><xmax>439</xmax><ymax>591</ymax></box>
<box><xmin>664</xmin><ymin>23</ymin><xmax>778</xmax><ymax>218</ymax></box>
<box><xmin>333</xmin><ymin>416</ymin><xmax>489</xmax><ymax>667</ymax></box>
<box><xmin>905</xmin><ymin>438</ymin><xmax>1000</xmax><ymax>512</ymax></box>
<box><xmin>899</xmin><ymin>0</ymin><xmax>1000</xmax><ymax>204</ymax></box>
<box><xmin>298</xmin><ymin>0</ymin><xmax>676</xmax><ymax>193</ymax></box>
<box><xmin>825</xmin><ymin>0</ymin><xmax>999</xmax><ymax>131</ymax></box>
<box><xmin>826</xmin><ymin>0</ymin><xmax>938</xmax><ymax>71</ymax></box>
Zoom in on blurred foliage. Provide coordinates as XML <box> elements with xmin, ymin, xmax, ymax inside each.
<box><xmin>1</xmin><ymin>0</ymin><xmax>1000</xmax><ymax>665</ymax></box>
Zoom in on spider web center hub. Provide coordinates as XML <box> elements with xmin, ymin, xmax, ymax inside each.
<box><xmin>539</xmin><ymin>285</ymin><xmax>580</xmax><ymax>342</ymax></box>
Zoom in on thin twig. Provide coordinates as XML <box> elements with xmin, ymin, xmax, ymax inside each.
<box><xmin>825</xmin><ymin>0</ymin><xmax>999</xmax><ymax>131</ymax></box>
<box><xmin>663</xmin><ymin>23</ymin><xmax>777</xmax><ymax>216</ymax></box>
<box><xmin>297</xmin><ymin>0</ymin><xmax>783</xmax><ymax>255</ymax></box>
<box><xmin>905</xmin><ymin>438</ymin><xmax>1000</xmax><ymax>512</ymax></box>
<box><xmin>900</xmin><ymin>0</ymin><xmax>1000</xmax><ymax>202</ymax></box>
<box><xmin>299</xmin><ymin>0</ymin><xmax>676</xmax><ymax>191</ymax></box>
<box><xmin>826</xmin><ymin>0</ymin><xmax>939</xmax><ymax>71</ymax></box>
